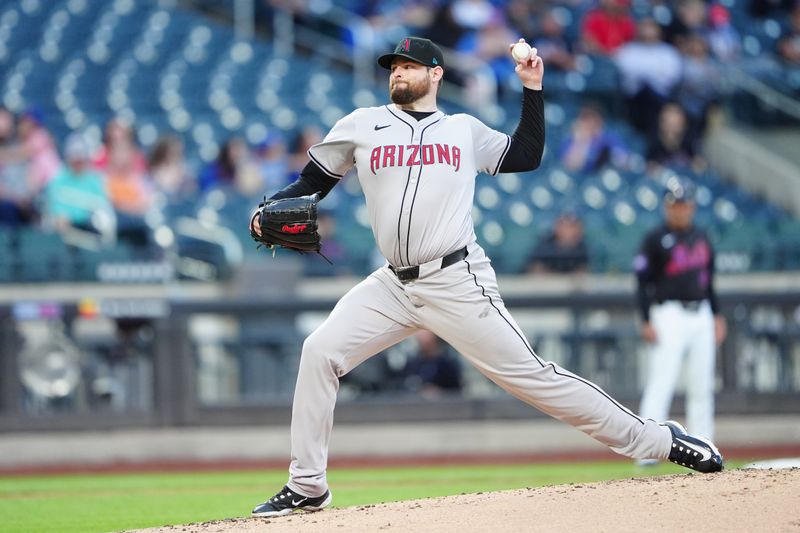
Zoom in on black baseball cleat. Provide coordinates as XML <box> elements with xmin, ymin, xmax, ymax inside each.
<box><xmin>663</xmin><ymin>420</ymin><xmax>723</xmax><ymax>473</ymax></box>
<box><xmin>252</xmin><ymin>485</ymin><xmax>333</xmax><ymax>517</ymax></box>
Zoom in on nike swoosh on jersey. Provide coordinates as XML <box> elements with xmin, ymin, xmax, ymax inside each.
<box><xmin>675</xmin><ymin>438</ymin><xmax>712</xmax><ymax>461</ymax></box>
<box><xmin>374</xmin><ymin>124</ymin><xmax>391</xmax><ymax>131</ymax></box>
<box><xmin>291</xmin><ymin>497</ymin><xmax>308</xmax><ymax>506</ymax></box>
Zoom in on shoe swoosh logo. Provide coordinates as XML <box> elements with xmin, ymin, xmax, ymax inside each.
<box><xmin>676</xmin><ymin>438</ymin><xmax>712</xmax><ymax>462</ymax></box>
<box><xmin>374</xmin><ymin>124</ymin><xmax>391</xmax><ymax>131</ymax></box>
<box><xmin>291</xmin><ymin>497</ymin><xmax>307</xmax><ymax>506</ymax></box>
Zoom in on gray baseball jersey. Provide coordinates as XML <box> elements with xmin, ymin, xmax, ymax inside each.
<box><xmin>308</xmin><ymin>105</ymin><xmax>509</xmax><ymax>266</ymax></box>
<box><xmin>285</xmin><ymin>103</ymin><xmax>673</xmax><ymax>498</ymax></box>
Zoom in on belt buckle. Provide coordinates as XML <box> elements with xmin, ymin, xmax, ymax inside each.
<box><xmin>392</xmin><ymin>265</ymin><xmax>419</xmax><ymax>284</ymax></box>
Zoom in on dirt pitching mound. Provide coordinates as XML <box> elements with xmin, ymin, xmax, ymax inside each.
<box><xmin>135</xmin><ymin>468</ymin><xmax>799</xmax><ymax>533</ymax></box>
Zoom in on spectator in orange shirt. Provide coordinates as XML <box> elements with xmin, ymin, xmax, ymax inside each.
<box><xmin>93</xmin><ymin>118</ymin><xmax>153</xmax><ymax>246</ymax></box>
<box><xmin>94</xmin><ymin>116</ymin><xmax>152</xmax><ymax>216</ymax></box>
<box><xmin>105</xmin><ymin>141</ymin><xmax>152</xmax><ymax>216</ymax></box>
<box><xmin>581</xmin><ymin>0</ymin><xmax>636</xmax><ymax>55</ymax></box>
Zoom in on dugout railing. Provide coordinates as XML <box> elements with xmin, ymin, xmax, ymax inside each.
<box><xmin>0</xmin><ymin>283</ymin><xmax>799</xmax><ymax>432</ymax></box>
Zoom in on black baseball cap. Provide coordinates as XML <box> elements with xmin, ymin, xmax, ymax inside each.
<box><xmin>377</xmin><ymin>37</ymin><xmax>444</xmax><ymax>70</ymax></box>
<box><xmin>664</xmin><ymin>177</ymin><xmax>696</xmax><ymax>204</ymax></box>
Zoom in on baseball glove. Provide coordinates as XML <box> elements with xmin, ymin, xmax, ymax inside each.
<box><xmin>250</xmin><ymin>193</ymin><xmax>323</xmax><ymax>255</ymax></box>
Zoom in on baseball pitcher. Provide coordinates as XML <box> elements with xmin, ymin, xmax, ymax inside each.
<box><xmin>249</xmin><ymin>37</ymin><xmax>723</xmax><ymax>518</ymax></box>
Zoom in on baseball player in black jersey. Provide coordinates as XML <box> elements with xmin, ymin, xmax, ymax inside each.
<box><xmin>634</xmin><ymin>177</ymin><xmax>728</xmax><ymax>443</ymax></box>
<box><xmin>250</xmin><ymin>38</ymin><xmax>723</xmax><ymax>519</ymax></box>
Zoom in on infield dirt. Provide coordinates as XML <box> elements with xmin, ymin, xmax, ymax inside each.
<box><xmin>133</xmin><ymin>467</ymin><xmax>799</xmax><ymax>533</ymax></box>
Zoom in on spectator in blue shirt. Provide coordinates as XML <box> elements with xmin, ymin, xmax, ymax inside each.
<box><xmin>45</xmin><ymin>133</ymin><xmax>112</xmax><ymax>234</ymax></box>
<box><xmin>559</xmin><ymin>105</ymin><xmax>629</xmax><ymax>173</ymax></box>
<box><xmin>403</xmin><ymin>330</ymin><xmax>462</xmax><ymax>397</ymax></box>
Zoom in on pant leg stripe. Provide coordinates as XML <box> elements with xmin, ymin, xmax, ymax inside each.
<box><xmin>464</xmin><ymin>259</ymin><xmax>644</xmax><ymax>425</ymax></box>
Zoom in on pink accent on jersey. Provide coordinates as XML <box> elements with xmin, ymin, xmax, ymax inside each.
<box><xmin>665</xmin><ymin>241</ymin><xmax>710</xmax><ymax>276</ymax></box>
<box><xmin>369</xmin><ymin>144</ymin><xmax>461</xmax><ymax>174</ymax></box>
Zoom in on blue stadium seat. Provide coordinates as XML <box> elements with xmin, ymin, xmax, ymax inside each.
<box><xmin>0</xmin><ymin>0</ymin><xmax>795</xmax><ymax>280</ymax></box>
<box><xmin>12</xmin><ymin>229</ymin><xmax>71</xmax><ymax>282</ymax></box>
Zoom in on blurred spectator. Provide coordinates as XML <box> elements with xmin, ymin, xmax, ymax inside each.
<box><xmin>505</xmin><ymin>0</ymin><xmax>538</xmax><ymax>38</ymax></box>
<box><xmin>148</xmin><ymin>135</ymin><xmax>194</xmax><ymax>203</ymax></box>
<box><xmin>198</xmin><ymin>137</ymin><xmax>261</xmax><ymax>197</ymax></box>
<box><xmin>451</xmin><ymin>0</ymin><xmax>498</xmax><ymax>31</ymax></box>
<box><xmin>533</xmin><ymin>8</ymin><xmax>578</xmax><ymax>71</ymax></box>
<box><xmin>664</xmin><ymin>0</ymin><xmax>708</xmax><ymax>52</ymax></box>
<box><xmin>403</xmin><ymin>330</ymin><xmax>462</xmax><ymax>397</ymax></box>
<box><xmin>526</xmin><ymin>211</ymin><xmax>590</xmax><ymax>274</ymax></box>
<box><xmin>426</xmin><ymin>2</ymin><xmax>471</xmax><ymax>49</ymax></box>
<box><xmin>580</xmin><ymin>0</ymin><xmax>636</xmax><ymax>55</ymax></box>
<box><xmin>559</xmin><ymin>105</ymin><xmax>629</xmax><ymax>173</ymax></box>
<box><xmin>288</xmin><ymin>126</ymin><xmax>324</xmax><ymax>182</ymax></box>
<box><xmin>255</xmin><ymin>130</ymin><xmax>291</xmax><ymax>192</ymax></box>
<box><xmin>96</xmin><ymin>117</ymin><xmax>152</xmax><ymax>219</ymax></box>
<box><xmin>94</xmin><ymin>118</ymin><xmax>153</xmax><ymax>247</ymax></box>
<box><xmin>777</xmin><ymin>4</ymin><xmax>800</xmax><ymax>64</ymax></box>
<box><xmin>0</xmin><ymin>106</ymin><xmax>25</xmax><ymax>225</ymax></box>
<box><xmin>749</xmin><ymin>0</ymin><xmax>795</xmax><ymax>18</ymax></box>
<box><xmin>304</xmin><ymin>210</ymin><xmax>349</xmax><ymax>276</ymax></box>
<box><xmin>0</xmin><ymin>107</ymin><xmax>61</xmax><ymax>225</ymax></box>
<box><xmin>353</xmin><ymin>0</ymin><xmax>437</xmax><ymax>51</ymax></box>
<box><xmin>94</xmin><ymin>117</ymin><xmax>148</xmax><ymax>176</ymax></box>
<box><xmin>105</xmin><ymin>140</ymin><xmax>153</xmax><ymax>217</ymax></box>
<box><xmin>646</xmin><ymin>103</ymin><xmax>706</xmax><ymax>173</ymax></box>
<box><xmin>199</xmin><ymin>138</ymin><xmax>242</xmax><ymax>192</ymax></box>
<box><xmin>197</xmin><ymin>137</ymin><xmax>241</xmax><ymax>192</ymax></box>
<box><xmin>615</xmin><ymin>18</ymin><xmax>683</xmax><ymax>134</ymax></box>
<box><xmin>0</xmin><ymin>107</ymin><xmax>13</xmax><ymax>145</ymax></box>
<box><xmin>706</xmin><ymin>4</ymin><xmax>741</xmax><ymax>62</ymax></box>
<box><xmin>44</xmin><ymin>133</ymin><xmax>112</xmax><ymax>234</ymax></box>
<box><xmin>678</xmin><ymin>33</ymin><xmax>722</xmax><ymax>140</ymax></box>
<box><xmin>455</xmin><ymin>11</ymin><xmax>518</xmax><ymax>88</ymax></box>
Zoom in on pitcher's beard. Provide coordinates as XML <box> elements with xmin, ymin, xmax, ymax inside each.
<box><xmin>390</xmin><ymin>79</ymin><xmax>430</xmax><ymax>105</ymax></box>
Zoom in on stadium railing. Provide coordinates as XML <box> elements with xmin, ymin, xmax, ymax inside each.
<box><xmin>1</xmin><ymin>274</ymin><xmax>798</xmax><ymax>432</ymax></box>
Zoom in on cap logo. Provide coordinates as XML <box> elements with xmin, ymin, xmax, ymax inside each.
<box><xmin>431</xmin><ymin>57</ymin><xmax>438</xmax><ymax>65</ymax></box>
<box><xmin>402</xmin><ymin>38</ymin><xmax>410</xmax><ymax>52</ymax></box>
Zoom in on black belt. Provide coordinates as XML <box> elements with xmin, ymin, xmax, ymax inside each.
<box><xmin>389</xmin><ymin>246</ymin><xmax>468</xmax><ymax>283</ymax></box>
<box><xmin>662</xmin><ymin>300</ymin><xmax>705</xmax><ymax>311</ymax></box>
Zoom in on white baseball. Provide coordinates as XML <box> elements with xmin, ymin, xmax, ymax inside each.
<box><xmin>511</xmin><ymin>41</ymin><xmax>531</xmax><ymax>63</ymax></box>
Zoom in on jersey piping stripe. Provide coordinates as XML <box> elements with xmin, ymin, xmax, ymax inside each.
<box><xmin>396</xmin><ymin>167</ymin><xmax>415</xmax><ymax>266</ymax></box>
<box><xmin>462</xmin><ymin>258</ymin><xmax>645</xmax><ymax>426</ymax></box>
<box><xmin>404</xmin><ymin>118</ymin><xmax>443</xmax><ymax>265</ymax></box>
<box><xmin>385</xmin><ymin>105</ymin><xmax>418</xmax><ymax>267</ymax></box>
<box><xmin>307</xmin><ymin>152</ymin><xmax>345</xmax><ymax>179</ymax></box>
<box><xmin>491</xmin><ymin>135</ymin><xmax>512</xmax><ymax>176</ymax></box>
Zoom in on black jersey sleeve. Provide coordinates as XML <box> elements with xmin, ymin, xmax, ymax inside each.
<box><xmin>705</xmin><ymin>232</ymin><xmax>721</xmax><ymax>315</ymax></box>
<box><xmin>498</xmin><ymin>87</ymin><xmax>545</xmax><ymax>173</ymax></box>
<box><xmin>268</xmin><ymin>160</ymin><xmax>339</xmax><ymax>201</ymax></box>
<box><xmin>635</xmin><ymin>230</ymin><xmax>662</xmax><ymax>322</ymax></box>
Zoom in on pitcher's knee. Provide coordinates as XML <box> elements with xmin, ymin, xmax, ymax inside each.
<box><xmin>301</xmin><ymin>334</ymin><xmax>339</xmax><ymax>373</ymax></box>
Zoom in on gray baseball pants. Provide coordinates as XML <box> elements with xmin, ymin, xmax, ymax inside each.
<box><xmin>287</xmin><ymin>241</ymin><xmax>672</xmax><ymax>497</ymax></box>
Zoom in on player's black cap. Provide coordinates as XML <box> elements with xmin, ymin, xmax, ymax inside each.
<box><xmin>377</xmin><ymin>37</ymin><xmax>444</xmax><ymax>70</ymax></box>
<box><xmin>664</xmin><ymin>177</ymin><xmax>696</xmax><ymax>204</ymax></box>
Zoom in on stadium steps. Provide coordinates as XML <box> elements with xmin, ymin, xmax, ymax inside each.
<box><xmin>705</xmin><ymin>124</ymin><xmax>800</xmax><ymax>218</ymax></box>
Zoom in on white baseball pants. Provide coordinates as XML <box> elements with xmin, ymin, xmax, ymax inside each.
<box><xmin>287</xmin><ymin>241</ymin><xmax>672</xmax><ymax>497</ymax></box>
<box><xmin>639</xmin><ymin>300</ymin><xmax>716</xmax><ymax>440</ymax></box>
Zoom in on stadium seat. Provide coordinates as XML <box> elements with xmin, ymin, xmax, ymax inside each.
<box><xmin>0</xmin><ymin>0</ymin><xmax>795</xmax><ymax>280</ymax></box>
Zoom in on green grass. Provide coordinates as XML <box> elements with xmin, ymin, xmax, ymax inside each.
<box><xmin>0</xmin><ymin>461</ymin><xmax>733</xmax><ymax>533</ymax></box>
